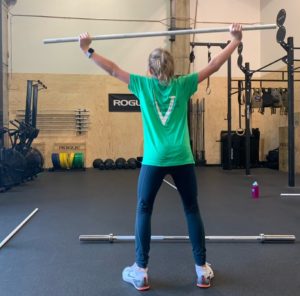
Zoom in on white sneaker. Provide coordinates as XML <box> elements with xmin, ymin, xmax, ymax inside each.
<box><xmin>122</xmin><ymin>263</ymin><xmax>150</xmax><ymax>291</ymax></box>
<box><xmin>195</xmin><ymin>263</ymin><xmax>214</xmax><ymax>288</ymax></box>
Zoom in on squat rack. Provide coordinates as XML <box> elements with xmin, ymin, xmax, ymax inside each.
<box><xmin>232</xmin><ymin>56</ymin><xmax>300</xmax><ymax>176</ymax></box>
<box><xmin>235</xmin><ymin>32</ymin><xmax>300</xmax><ymax>186</ymax></box>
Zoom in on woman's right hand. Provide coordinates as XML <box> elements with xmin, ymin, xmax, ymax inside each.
<box><xmin>229</xmin><ymin>23</ymin><xmax>242</xmax><ymax>41</ymax></box>
<box><xmin>79</xmin><ymin>32</ymin><xmax>92</xmax><ymax>52</ymax></box>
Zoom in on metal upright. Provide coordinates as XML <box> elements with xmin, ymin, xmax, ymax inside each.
<box><xmin>190</xmin><ymin>42</ymin><xmax>232</xmax><ymax>169</ymax></box>
<box><xmin>244</xmin><ymin>63</ymin><xmax>253</xmax><ymax>175</ymax></box>
<box><xmin>286</xmin><ymin>37</ymin><xmax>295</xmax><ymax>187</ymax></box>
<box><xmin>25</xmin><ymin>80</ymin><xmax>33</xmax><ymax>125</ymax></box>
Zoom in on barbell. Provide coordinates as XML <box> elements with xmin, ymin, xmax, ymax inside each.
<box><xmin>79</xmin><ymin>233</ymin><xmax>296</xmax><ymax>244</ymax></box>
<box><xmin>43</xmin><ymin>24</ymin><xmax>277</xmax><ymax>44</ymax></box>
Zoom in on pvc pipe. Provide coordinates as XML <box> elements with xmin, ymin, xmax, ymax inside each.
<box><xmin>163</xmin><ymin>179</ymin><xmax>177</xmax><ymax>190</ymax></box>
<box><xmin>281</xmin><ymin>193</ymin><xmax>300</xmax><ymax>197</ymax></box>
<box><xmin>0</xmin><ymin>208</ymin><xmax>39</xmax><ymax>249</ymax></box>
<box><xmin>43</xmin><ymin>24</ymin><xmax>277</xmax><ymax>44</ymax></box>
<box><xmin>79</xmin><ymin>233</ymin><xmax>296</xmax><ymax>243</ymax></box>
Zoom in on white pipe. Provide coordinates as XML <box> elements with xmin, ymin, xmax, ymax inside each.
<box><xmin>0</xmin><ymin>208</ymin><xmax>39</xmax><ymax>249</ymax></box>
<box><xmin>43</xmin><ymin>24</ymin><xmax>277</xmax><ymax>44</ymax></box>
<box><xmin>163</xmin><ymin>179</ymin><xmax>177</xmax><ymax>190</ymax></box>
<box><xmin>280</xmin><ymin>193</ymin><xmax>300</xmax><ymax>197</ymax></box>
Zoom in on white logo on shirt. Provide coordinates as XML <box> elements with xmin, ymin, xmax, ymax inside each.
<box><xmin>154</xmin><ymin>96</ymin><xmax>176</xmax><ymax>126</ymax></box>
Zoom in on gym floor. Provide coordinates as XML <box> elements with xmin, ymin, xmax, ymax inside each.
<box><xmin>0</xmin><ymin>167</ymin><xmax>299</xmax><ymax>296</ymax></box>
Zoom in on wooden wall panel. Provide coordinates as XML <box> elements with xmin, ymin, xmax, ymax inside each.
<box><xmin>8</xmin><ymin>73</ymin><xmax>143</xmax><ymax>168</ymax></box>
<box><xmin>8</xmin><ymin>72</ymin><xmax>299</xmax><ymax>167</ymax></box>
<box><xmin>279</xmin><ymin>126</ymin><xmax>300</xmax><ymax>173</ymax></box>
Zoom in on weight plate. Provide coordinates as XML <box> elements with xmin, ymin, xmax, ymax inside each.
<box><xmin>276</xmin><ymin>26</ymin><xmax>286</xmax><ymax>43</ymax></box>
<box><xmin>67</xmin><ymin>152</ymin><xmax>75</xmax><ymax>169</ymax></box>
<box><xmin>73</xmin><ymin>152</ymin><xmax>84</xmax><ymax>169</ymax></box>
<box><xmin>276</xmin><ymin>9</ymin><xmax>286</xmax><ymax>27</ymax></box>
<box><xmin>73</xmin><ymin>153</ymin><xmax>80</xmax><ymax>168</ymax></box>
<box><xmin>59</xmin><ymin>152</ymin><xmax>68</xmax><ymax>169</ymax></box>
<box><xmin>52</xmin><ymin>153</ymin><xmax>61</xmax><ymax>169</ymax></box>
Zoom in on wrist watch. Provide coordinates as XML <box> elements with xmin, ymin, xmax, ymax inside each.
<box><xmin>86</xmin><ymin>48</ymin><xmax>94</xmax><ymax>58</ymax></box>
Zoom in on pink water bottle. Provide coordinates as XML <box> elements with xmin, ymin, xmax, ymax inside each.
<box><xmin>251</xmin><ymin>181</ymin><xmax>259</xmax><ymax>199</ymax></box>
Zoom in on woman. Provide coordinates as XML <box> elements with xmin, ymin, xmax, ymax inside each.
<box><xmin>80</xmin><ymin>23</ymin><xmax>242</xmax><ymax>291</ymax></box>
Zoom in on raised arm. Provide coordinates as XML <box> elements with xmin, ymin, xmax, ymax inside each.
<box><xmin>198</xmin><ymin>23</ymin><xmax>242</xmax><ymax>83</ymax></box>
<box><xmin>79</xmin><ymin>32</ymin><xmax>130</xmax><ymax>85</ymax></box>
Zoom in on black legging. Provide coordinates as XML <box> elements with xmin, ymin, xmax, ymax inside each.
<box><xmin>135</xmin><ymin>164</ymin><xmax>206</xmax><ymax>268</ymax></box>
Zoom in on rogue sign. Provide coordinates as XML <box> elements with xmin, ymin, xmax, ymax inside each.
<box><xmin>109</xmin><ymin>94</ymin><xmax>140</xmax><ymax>112</ymax></box>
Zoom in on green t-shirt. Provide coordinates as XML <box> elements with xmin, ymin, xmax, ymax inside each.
<box><xmin>129</xmin><ymin>72</ymin><xmax>198</xmax><ymax>166</ymax></box>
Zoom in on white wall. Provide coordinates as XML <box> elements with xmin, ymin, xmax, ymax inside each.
<box><xmin>13</xmin><ymin>1</ymin><xmax>297</xmax><ymax>77</ymax></box>
<box><xmin>9</xmin><ymin>0</ymin><xmax>265</xmax><ymax>77</ymax></box>
<box><xmin>190</xmin><ymin>0</ymin><xmax>261</xmax><ymax>77</ymax></box>
<box><xmin>9</xmin><ymin>0</ymin><xmax>169</xmax><ymax>74</ymax></box>
<box><xmin>261</xmin><ymin>0</ymin><xmax>300</xmax><ymax>66</ymax></box>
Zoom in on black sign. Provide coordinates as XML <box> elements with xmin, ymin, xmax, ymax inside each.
<box><xmin>109</xmin><ymin>94</ymin><xmax>140</xmax><ymax>112</ymax></box>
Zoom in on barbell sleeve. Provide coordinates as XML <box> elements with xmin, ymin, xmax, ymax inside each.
<box><xmin>43</xmin><ymin>24</ymin><xmax>277</xmax><ymax>44</ymax></box>
<box><xmin>79</xmin><ymin>233</ymin><xmax>295</xmax><ymax>243</ymax></box>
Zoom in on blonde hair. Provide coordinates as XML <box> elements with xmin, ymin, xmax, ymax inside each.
<box><xmin>148</xmin><ymin>48</ymin><xmax>174</xmax><ymax>85</ymax></box>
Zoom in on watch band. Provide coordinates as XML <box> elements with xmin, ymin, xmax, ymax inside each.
<box><xmin>86</xmin><ymin>48</ymin><xmax>94</xmax><ymax>58</ymax></box>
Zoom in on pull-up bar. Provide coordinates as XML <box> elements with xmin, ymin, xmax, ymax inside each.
<box><xmin>43</xmin><ymin>24</ymin><xmax>277</xmax><ymax>44</ymax></box>
<box><xmin>79</xmin><ymin>233</ymin><xmax>296</xmax><ymax>244</ymax></box>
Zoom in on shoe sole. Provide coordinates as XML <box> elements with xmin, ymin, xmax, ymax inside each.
<box><xmin>196</xmin><ymin>274</ymin><xmax>214</xmax><ymax>288</ymax></box>
<box><xmin>124</xmin><ymin>281</ymin><xmax>150</xmax><ymax>291</ymax></box>
<box><xmin>123</xmin><ymin>276</ymin><xmax>150</xmax><ymax>291</ymax></box>
<box><xmin>197</xmin><ymin>283</ymin><xmax>211</xmax><ymax>288</ymax></box>
<box><xmin>135</xmin><ymin>285</ymin><xmax>150</xmax><ymax>291</ymax></box>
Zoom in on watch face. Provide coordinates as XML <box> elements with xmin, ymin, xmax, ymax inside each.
<box><xmin>87</xmin><ymin>48</ymin><xmax>94</xmax><ymax>58</ymax></box>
